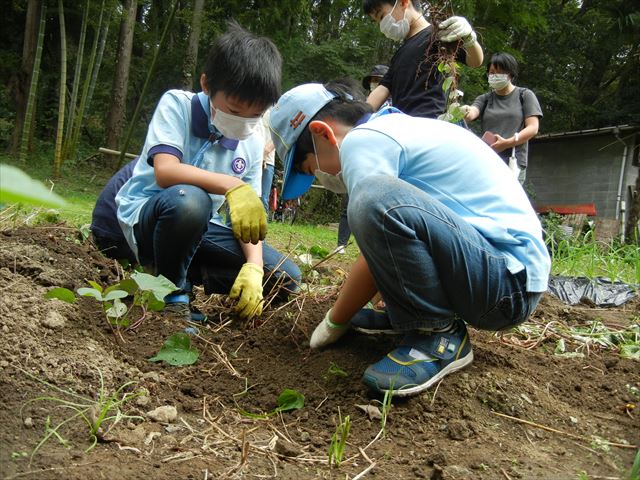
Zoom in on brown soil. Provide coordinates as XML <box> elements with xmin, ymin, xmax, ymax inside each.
<box><xmin>0</xmin><ymin>225</ymin><xmax>638</xmax><ymax>480</ymax></box>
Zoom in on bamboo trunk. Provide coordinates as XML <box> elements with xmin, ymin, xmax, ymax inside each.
<box><xmin>19</xmin><ymin>2</ymin><xmax>46</xmax><ymax>164</ymax></box>
<box><xmin>62</xmin><ymin>0</ymin><xmax>90</xmax><ymax>163</ymax></box>
<box><xmin>116</xmin><ymin>0</ymin><xmax>179</xmax><ymax>170</ymax></box>
<box><xmin>53</xmin><ymin>0</ymin><xmax>67</xmax><ymax>177</ymax></box>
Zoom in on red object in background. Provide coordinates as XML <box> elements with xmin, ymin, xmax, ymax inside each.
<box><xmin>535</xmin><ymin>203</ymin><xmax>597</xmax><ymax>216</ymax></box>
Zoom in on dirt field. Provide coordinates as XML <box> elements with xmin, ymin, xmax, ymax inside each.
<box><xmin>0</xmin><ymin>225</ymin><xmax>638</xmax><ymax>480</ymax></box>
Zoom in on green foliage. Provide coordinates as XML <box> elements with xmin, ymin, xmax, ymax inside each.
<box><xmin>324</xmin><ymin>362</ymin><xmax>349</xmax><ymax>379</ymax></box>
<box><xmin>297</xmin><ymin>188</ymin><xmax>342</xmax><ymax>225</ymax></box>
<box><xmin>275</xmin><ymin>388</ymin><xmax>305</xmax><ymax>412</ymax></box>
<box><xmin>149</xmin><ymin>332</ymin><xmax>200</xmax><ymax>366</ymax></box>
<box><xmin>45</xmin><ymin>287</ymin><xmax>77</xmax><ymax>304</ymax></box>
<box><xmin>628</xmin><ymin>448</ymin><xmax>640</xmax><ymax>480</ymax></box>
<box><xmin>237</xmin><ymin>388</ymin><xmax>305</xmax><ymax>419</ymax></box>
<box><xmin>328</xmin><ymin>408</ymin><xmax>350</xmax><ymax>467</ymax></box>
<box><xmin>0</xmin><ymin>164</ymin><xmax>66</xmax><ymax>207</ymax></box>
<box><xmin>542</xmin><ymin>214</ymin><xmax>640</xmax><ymax>284</ymax></box>
<box><xmin>44</xmin><ymin>271</ymin><xmax>178</xmax><ymax>332</ymax></box>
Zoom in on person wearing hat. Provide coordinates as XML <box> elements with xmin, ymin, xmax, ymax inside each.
<box><xmin>268</xmin><ymin>81</ymin><xmax>550</xmax><ymax>396</ymax></box>
<box><xmin>362</xmin><ymin>64</ymin><xmax>389</xmax><ymax>94</ymax></box>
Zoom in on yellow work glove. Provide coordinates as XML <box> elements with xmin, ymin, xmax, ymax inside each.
<box><xmin>229</xmin><ymin>263</ymin><xmax>264</xmax><ymax>320</ymax></box>
<box><xmin>225</xmin><ymin>184</ymin><xmax>267</xmax><ymax>244</ymax></box>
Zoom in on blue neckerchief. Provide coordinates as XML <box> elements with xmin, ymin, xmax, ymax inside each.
<box><xmin>191</xmin><ymin>92</ymin><xmax>239</xmax><ymax>168</ymax></box>
<box><xmin>370</xmin><ymin>105</ymin><xmax>402</xmax><ymax>121</ymax></box>
<box><xmin>354</xmin><ymin>113</ymin><xmax>372</xmax><ymax>127</ymax></box>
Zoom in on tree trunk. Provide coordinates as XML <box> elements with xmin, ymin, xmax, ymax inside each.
<box><xmin>625</xmin><ymin>171</ymin><xmax>640</xmax><ymax>244</ymax></box>
<box><xmin>63</xmin><ymin>0</ymin><xmax>90</xmax><ymax>163</ymax></box>
<box><xmin>53</xmin><ymin>0</ymin><xmax>67</xmax><ymax>178</ymax></box>
<box><xmin>19</xmin><ymin>2</ymin><xmax>46</xmax><ymax>164</ymax></box>
<box><xmin>116</xmin><ymin>0</ymin><xmax>178</xmax><ymax>170</ymax></box>
<box><xmin>105</xmin><ymin>0</ymin><xmax>137</xmax><ymax>157</ymax></box>
<box><xmin>180</xmin><ymin>0</ymin><xmax>204</xmax><ymax>91</ymax></box>
<box><xmin>10</xmin><ymin>0</ymin><xmax>41</xmax><ymax>155</ymax></box>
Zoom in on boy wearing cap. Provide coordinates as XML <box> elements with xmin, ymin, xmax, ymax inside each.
<box><xmin>364</xmin><ymin>0</ymin><xmax>483</xmax><ymax>118</ymax></box>
<box><xmin>268</xmin><ymin>81</ymin><xmax>550</xmax><ymax>396</ymax></box>
<box><xmin>116</xmin><ymin>23</ymin><xmax>300</xmax><ymax>322</ymax></box>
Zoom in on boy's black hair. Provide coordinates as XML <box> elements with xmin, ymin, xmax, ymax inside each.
<box><xmin>203</xmin><ymin>21</ymin><xmax>282</xmax><ymax>108</ymax></box>
<box><xmin>363</xmin><ymin>0</ymin><xmax>422</xmax><ymax>15</ymax></box>
<box><xmin>293</xmin><ymin>78</ymin><xmax>373</xmax><ymax>169</ymax></box>
<box><xmin>487</xmin><ymin>52</ymin><xmax>519</xmax><ymax>80</ymax></box>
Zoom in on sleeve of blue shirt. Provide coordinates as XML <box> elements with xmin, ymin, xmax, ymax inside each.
<box><xmin>145</xmin><ymin>90</ymin><xmax>192</xmax><ymax>163</ymax></box>
<box><xmin>340</xmin><ymin>127</ymin><xmax>405</xmax><ymax>196</ymax></box>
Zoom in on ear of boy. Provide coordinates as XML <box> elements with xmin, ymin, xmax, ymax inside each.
<box><xmin>309</xmin><ymin>121</ymin><xmax>338</xmax><ymax>146</ymax></box>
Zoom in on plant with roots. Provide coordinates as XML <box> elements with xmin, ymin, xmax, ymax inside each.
<box><xmin>19</xmin><ymin>367</ymin><xmax>144</xmax><ymax>463</ymax></box>
<box><xmin>420</xmin><ymin>2</ymin><xmax>469</xmax><ymax>124</ymax></box>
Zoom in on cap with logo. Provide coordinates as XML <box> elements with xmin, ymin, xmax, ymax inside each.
<box><xmin>268</xmin><ymin>83</ymin><xmax>337</xmax><ymax>200</ymax></box>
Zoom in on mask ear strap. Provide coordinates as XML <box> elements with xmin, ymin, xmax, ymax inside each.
<box><xmin>311</xmin><ymin>133</ymin><xmax>322</xmax><ymax>171</ymax></box>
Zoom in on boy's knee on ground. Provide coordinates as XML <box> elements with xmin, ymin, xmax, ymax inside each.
<box><xmin>167</xmin><ymin>185</ymin><xmax>212</xmax><ymax>225</ymax></box>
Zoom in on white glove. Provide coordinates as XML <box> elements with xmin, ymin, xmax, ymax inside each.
<box><xmin>438</xmin><ymin>16</ymin><xmax>477</xmax><ymax>47</ymax></box>
<box><xmin>310</xmin><ymin>309</ymin><xmax>349</xmax><ymax>349</ymax></box>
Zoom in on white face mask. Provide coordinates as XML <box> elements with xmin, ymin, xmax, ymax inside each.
<box><xmin>311</xmin><ymin>133</ymin><xmax>347</xmax><ymax>194</ymax></box>
<box><xmin>379</xmin><ymin>0</ymin><xmax>410</xmax><ymax>42</ymax></box>
<box><xmin>210</xmin><ymin>105</ymin><xmax>260</xmax><ymax>141</ymax></box>
<box><xmin>488</xmin><ymin>73</ymin><xmax>510</xmax><ymax>90</ymax></box>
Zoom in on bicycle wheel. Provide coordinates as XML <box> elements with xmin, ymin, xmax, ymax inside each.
<box><xmin>281</xmin><ymin>204</ymin><xmax>297</xmax><ymax>225</ymax></box>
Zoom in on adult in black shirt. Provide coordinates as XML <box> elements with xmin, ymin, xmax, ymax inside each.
<box><xmin>364</xmin><ymin>0</ymin><xmax>483</xmax><ymax>118</ymax></box>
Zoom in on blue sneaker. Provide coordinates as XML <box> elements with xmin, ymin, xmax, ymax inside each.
<box><xmin>350</xmin><ymin>308</ymin><xmax>400</xmax><ymax>335</ymax></box>
<box><xmin>362</xmin><ymin>320</ymin><xmax>473</xmax><ymax>397</ymax></box>
<box><xmin>164</xmin><ymin>293</ymin><xmax>208</xmax><ymax>323</ymax></box>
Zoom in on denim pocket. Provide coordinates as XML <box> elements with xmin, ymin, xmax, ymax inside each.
<box><xmin>477</xmin><ymin>291</ymin><xmax>527</xmax><ymax>330</ymax></box>
<box><xmin>476</xmin><ymin>269</ymin><xmax>529</xmax><ymax>331</ymax></box>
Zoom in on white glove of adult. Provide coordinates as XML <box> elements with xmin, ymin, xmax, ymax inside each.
<box><xmin>310</xmin><ymin>309</ymin><xmax>349</xmax><ymax>349</ymax></box>
<box><xmin>438</xmin><ymin>16</ymin><xmax>477</xmax><ymax>47</ymax></box>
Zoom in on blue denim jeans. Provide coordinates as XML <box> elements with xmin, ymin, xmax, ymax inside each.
<box><xmin>134</xmin><ymin>184</ymin><xmax>301</xmax><ymax>295</ymax></box>
<box><xmin>191</xmin><ymin>221</ymin><xmax>301</xmax><ymax>295</ymax></box>
<box><xmin>261</xmin><ymin>164</ymin><xmax>275</xmax><ymax>214</ymax></box>
<box><xmin>337</xmin><ymin>194</ymin><xmax>351</xmax><ymax>247</ymax></box>
<box><xmin>134</xmin><ymin>185</ymin><xmax>211</xmax><ymax>292</ymax></box>
<box><xmin>348</xmin><ymin>175</ymin><xmax>540</xmax><ymax>332</ymax></box>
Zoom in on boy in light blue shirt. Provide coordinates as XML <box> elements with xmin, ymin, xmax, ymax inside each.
<box><xmin>116</xmin><ymin>22</ymin><xmax>300</xmax><ymax>322</ymax></box>
<box><xmin>269</xmin><ymin>81</ymin><xmax>550</xmax><ymax>396</ymax></box>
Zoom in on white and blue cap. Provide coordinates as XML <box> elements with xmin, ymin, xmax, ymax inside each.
<box><xmin>269</xmin><ymin>83</ymin><xmax>337</xmax><ymax>200</ymax></box>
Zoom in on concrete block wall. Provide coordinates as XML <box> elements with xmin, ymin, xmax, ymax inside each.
<box><xmin>527</xmin><ymin>135</ymin><xmax>631</xmax><ymax>219</ymax></box>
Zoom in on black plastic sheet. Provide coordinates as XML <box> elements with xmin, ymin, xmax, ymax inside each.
<box><xmin>547</xmin><ymin>275</ymin><xmax>638</xmax><ymax>307</ymax></box>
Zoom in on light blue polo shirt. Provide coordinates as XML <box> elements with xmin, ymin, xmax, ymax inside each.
<box><xmin>116</xmin><ymin>89</ymin><xmax>263</xmax><ymax>257</ymax></box>
<box><xmin>340</xmin><ymin>109</ymin><xmax>551</xmax><ymax>293</ymax></box>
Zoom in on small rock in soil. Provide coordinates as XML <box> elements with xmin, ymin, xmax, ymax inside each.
<box><xmin>41</xmin><ymin>311</ymin><xmax>66</xmax><ymax>329</ymax></box>
<box><xmin>23</xmin><ymin>417</ymin><xmax>33</xmax><ymax>428</ymax></box>
<box><xmin>146</xmin><ymin>405</ymin><xmax>177</xmax><ymax>423</ymax></box>
<box><xmin>274</xmin><ymin>438</ymin><xmax>299</xmax><ymax>457</ymax></box>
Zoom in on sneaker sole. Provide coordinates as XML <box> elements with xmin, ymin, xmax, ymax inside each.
<box><xmin>367</xmin><ymin>350</ymin><xmax>474</xmax><ymax>397</ymax></box>
<box><xmin>352</xmin><ymin>326</ymin><xmax>401</xmax><ymax>335</ymax></box>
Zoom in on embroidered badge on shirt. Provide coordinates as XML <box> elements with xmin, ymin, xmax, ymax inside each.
<box><xmin>231</xmin><ymin>157</ymin><xmax>246</xmax><ymax>174</ymax></box>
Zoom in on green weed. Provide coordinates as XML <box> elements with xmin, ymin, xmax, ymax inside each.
<box><xmin>237</xmin><ymin>388</ymin><xmax>305</xmax><ymax>419</ymax></box>
<box><xmin>149</xmin><ymin>332</ymin><xmax>199</xmax><ymax>366</ymax></box>
<box><xmin>20</xmin><ymin>367</ymin><xmax>144</xmax><ymax>463</ymax></box>
<box><xmin>323</xmin><ymin>362</ymin><xmax>349</xmax><ymax>380</ymax></box>
<box><xmin>328</xmin><ymin>408</ymin><xmax>350</xmax><ymax>467</ymax></box>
